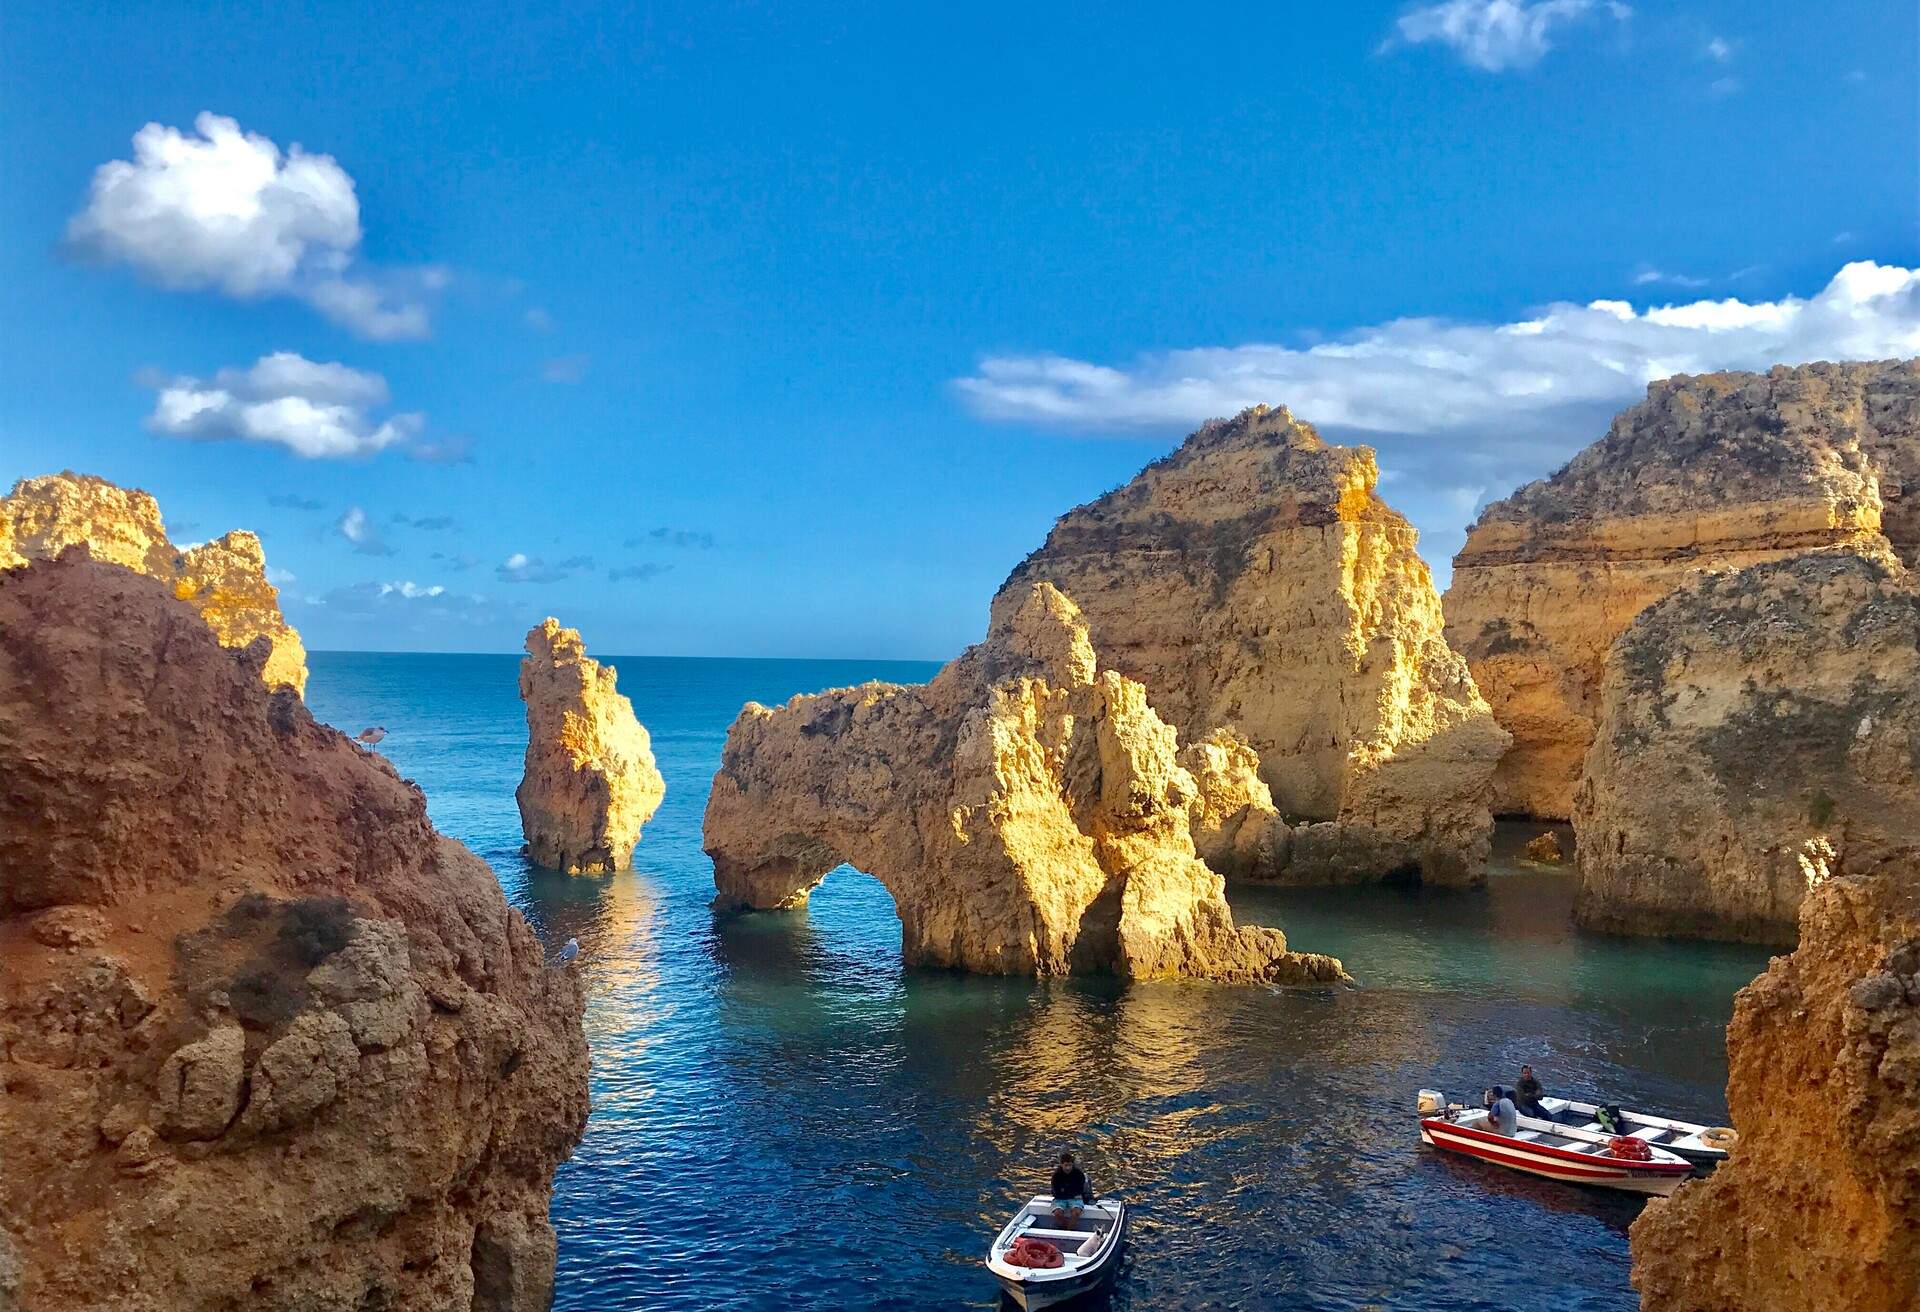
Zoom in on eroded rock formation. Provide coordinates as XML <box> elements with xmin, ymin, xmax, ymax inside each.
<box><xmin>704</xmin><ymin>582</ymin><xmax>1346</xmax><ymax>982</ymax></box>
<box><xmin>0</xmin><ymin>553</ymin><xmax>589</xmax><ymax>1312</ymax></box>
<box><xmin>1629</xmin><ymin>868</ymin><xmax>1920</xmax><ymax>1311</ymax></box>
<box><xmin>517</xmin><ymin>618</ymin><xmax>665</xmax><ymax>873</ymax></box>
<box><xmin>1447</xmin><ymin>361</ymin><xmax>1920</xmax><ymax>819</ymax></box>
<box><xmin>994</xmin><ymin>405</ymin><xmax>1507</xmax><ymax>886</ymax></box>
<box><xmin>1575</xmin><ymin>547</ymin><xmax>1920</xmax><ymax>944</ymax></box>
<box><xmin>1</xmin><ymin>471</ymin><xmax>308</xmax><ymax>692</ymax></box>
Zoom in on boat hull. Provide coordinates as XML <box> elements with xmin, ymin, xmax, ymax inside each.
<box><xmin>1421</xmin><ymin>1118</ymin><xmax>1691</xmax><ymax>1197</ymax></box>
<box><xmin>988</xmin><ymin>1201</ymin><xmax>1126</xmax><ymax>1310</ymax></box>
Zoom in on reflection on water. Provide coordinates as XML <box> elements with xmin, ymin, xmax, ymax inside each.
<box><xmin>306</xmin><ymin>653</ymin><xmax>1774</xmax><ymax>1312</ymax></box>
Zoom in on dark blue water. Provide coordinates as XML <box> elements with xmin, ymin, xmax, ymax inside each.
<box><xmin>305</xmin><ymin>652</ymin><xmax>1773</xmax><ymax>1312</ymax></box>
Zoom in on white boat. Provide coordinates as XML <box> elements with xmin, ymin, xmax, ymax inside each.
<box><xmin>1417</xmin><ymin>1091</ymin><xmax>1695</xmax><ymax>1197</ymax></box>
<box><xmin>1533</xmin><ymin>1096</ymin><xmax>1736</xmax><ymax>1170</ymax></box>
<box><xmin>986</xmin><ymin>1195</ymin><xmax>1126</xmax><ymax>1310</ymax></box>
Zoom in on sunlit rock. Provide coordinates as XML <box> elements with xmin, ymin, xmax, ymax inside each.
<box><xmin>994</xmin><ymin>405</ymin><xmax>1507</xmax><ymax>886</ymax></box>
<box><xmin>704</xmin><ymin>582</ymin><xmax>1346</xmax><ymax>983</ymax></box>
<box><xmin>0</xmin><ymin>470</ymin><xmax>308</xmax><ymax>692</ymax></box>
<box><xmin>1446</xmin><ymin>361</ymin><xmax>1920</xmax><ymax>819</ymax></box>
<box><xmin>1630</xmin><ymin>868</ymin><xmax>1920</xmax><ymax>1311</ymax></box>
<box><xmin>516</xmin><ymin>618</ymin><xmax>666</xmax><ymax>873</ymax></box>
<box><xmin>1575</xmin><ymin>546</ymin><xmax>1920</xmax><ymax>944</ymax></box>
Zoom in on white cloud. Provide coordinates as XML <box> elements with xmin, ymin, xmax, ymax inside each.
<box><xmin>380</xmin><ymin>580</ymin><xmax>444</xmax><ymax>599</ymax></box>
<box><xmin>525</xmin><ymin>307</ymin><xmax>555</xmax><ymax>333</ymax></box>
<box><xmin>496</xmin><ymin>552</ymin><xmax>594</xmax><ymax>584</ymax></box>
<box><xmin>143</xmin><ymin>351</ymin><xmax>423</xmax><ymax>459</ymax></box>
<box><xmin>301</xmin><ymin>580</ymin><xmax>496</xmax><ymax>631</ymax></box>
<box><xmin>955</xmin><ymin>261</ymin><xmax>1920</xmax><ymax>437</ymax></box>
<box><xmin>66</xmin><ymin>112</ymin><xmax>432</xmax><ymax>339</ymax></box>
<box><xmin>1389</xmin><ymin>0</ymin><xmax>1627</xmax><ymax>72</ymax></box>
<box><xmin>1632</xmin><ymin>267</ymin><xmax>1709</xmax><ymax>289</ymax></box>
<box><xmin>1705</xmin><ymin>36</ymin><xmax>1733</xmax><ymax>62</ymax></box>
<box><xmin>266</xmin><ymin>565</ymin><xmax>297</xmax><ymax>585</ymax></box>
<box><xmin>335</xmin><ymin>506</ymin><xmax>395</xmax><ymax>556</ymax></box>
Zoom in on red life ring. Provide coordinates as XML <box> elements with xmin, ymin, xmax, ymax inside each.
<box><xmin>1607</xmin><ymin>1134</ymin><xmax>1652</xmax><ymax>1161</ymax></box>
<box><xmin>1007</xmin><ymin>1237</ymin><xmax>1064</xmax><ymax>1269</ymax></box>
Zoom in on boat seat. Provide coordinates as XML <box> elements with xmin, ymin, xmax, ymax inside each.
<box><xmin>1629</xmin><ymin>1126</ymin><xmax>1669</xmax><ymax>1142</ymax></box>
<box><xmin>1513</xmin><ymin>1130</ymin><xmax>1546</xmax><ymax>1142</ymax></box>
<box><xmin>1024</xmin><ymin>1227</ymin><xmax>1101</xmax><ymax>1242</ymax></box>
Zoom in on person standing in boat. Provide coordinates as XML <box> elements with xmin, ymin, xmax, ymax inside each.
<box><xmin>1049</xmin><ymin>1151</ymin><xmax>1096</xmax><ymax>1230</ymax></box>
<box><xmin>1514</xmin><ymin>1064</ymin><xmax>1551</xmax><ymax>1120</ymax></box>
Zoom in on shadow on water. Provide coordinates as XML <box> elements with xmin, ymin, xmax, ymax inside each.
<box><xmin>304</xmin><ymin>654</ymin><xmax>1777</xmax><ymax>1312</ymax></box>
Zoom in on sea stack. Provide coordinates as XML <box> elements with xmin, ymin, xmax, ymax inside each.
<box><xmin>517</xmin><ymin>618</ymin><xmax>665</xmax><ymax>873</ymax></box>
<box><xmin>1575</xmin><ymin>547</ymin><xmax>1920</xmax><ymax>944</ymax></box>
<box><xmin>1</xmin><ymin>470</ymin><xmax>309</xmax><ymax>693</ymax></box>
<box><xmin>0</xmin><ymin>552</ymin><xmax>589</xmax><ymax>1311</ymax></box>
<box><xmin>1628</xmin><ymin>868</ymin><xmax>1920</xmax><ymax>1311</ymax></box>
<box><xmin>704</xmin><ymin>581</ymin><xmax>1347</xmax><ymax>983</ymax></box>
<box><xmin>1446</xmin><ymin>361</ymin><xmax>1920</xmax><ymax>819</ymax></box>
<box><xmin>993</xmin><ymin>405</ymin><xmax>1508</xmax><ymax>886</ymax></box>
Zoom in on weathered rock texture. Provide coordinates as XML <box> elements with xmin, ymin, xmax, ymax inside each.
<box><xmin>993</xmin><ymin>405</ymin><xmax>1508</xmax><ymax>886</ymax></box>
<box><xmin>1447</xmin><ymin>361</ymin><xmax>1920</xmax><ymax>819</ymax></box>
<box><xmin>1575</xmin><ymin>547</ymin><xmax>1920</xmax><ymax>945</ymax></box>
<box><xmin>704</xmin><ymin>582</ymin><xmax>1347</xmax><ymax>982</ymax></box>
<box><xmin>0</xmin><ymin>553</ymin><xmax>589</xmax><ymax>1312</ymax></box>
<box><xmin>0</xmin><ymin>471</ymin><xmax>308</xmax><ymax>693</ymax></box>
<box><xmin>1629</xmin><ymin>868</ymin><xmax>1920</xmax><ymax>1311</ymax></box>
<box><xmin>517</xmin><ymin>618</ymin><xmax>665</xmax><ymax>873</ymax></box>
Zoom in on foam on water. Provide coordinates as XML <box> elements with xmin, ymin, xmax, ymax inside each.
<box><xmin>307</xmin><ymin>652</ymin><xmax>1771</xmax><ymax>1312</ymax></box>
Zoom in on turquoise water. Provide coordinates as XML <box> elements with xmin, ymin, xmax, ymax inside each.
<box><xmin>305</xmin><ymin>652</ymin><xmax>1774</xmax><ymax>1312</ymax></box>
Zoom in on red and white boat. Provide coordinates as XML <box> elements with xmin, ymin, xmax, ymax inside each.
<box><xmin>1417</xmin><ymin>1091</ymin><xmax>1695</xmax><ymax>1197</ymax></box>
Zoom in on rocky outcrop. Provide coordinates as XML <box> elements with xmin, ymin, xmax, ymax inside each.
<box><xmin>1574</xmin><ymin>547</ymin><xmax>1920</xmax><ymax>945</ymax></box>
<box><xmin>0</xmin><ymin>471</ymin><xmax>308</xmax><ymax>692</ymax></box>
<box><xmin>1629</xmin><ymin>868</ymin><xmax>1920</xmax><ymax>1311</ymax></box>
<box><xmin>1180</xmin><ymin>729</ymin><xmax>1290</xmax><ymax>881</ymax></box>
<box><xmin>704</xmin><ymin>582</ymin><xmax>1346</xmax><ymax>983</ymax></box>
<box><xmin>0</xmin><ymin>553</ymin><xmax>589</xmax><ymax>1312</ymax></box>
<box><xmin>993</xmin><ymin>405</ymin><xmax>1507</xmax><ymax>886</ymax></box>
<box><xmin>1447</xmin><ymin>361</ymin><xmax>1920</xmax><ymax>819</ymax></box>
<box><xmin>516</xmin><ymin>618</ymin><xmax>665</xmax><ymax>873</ymax></box>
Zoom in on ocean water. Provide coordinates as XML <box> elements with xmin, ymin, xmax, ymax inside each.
<box><xmin>305</xmin><ymin>652</ymin><xmax>1774</xmax><ymax>1312</ymax></box>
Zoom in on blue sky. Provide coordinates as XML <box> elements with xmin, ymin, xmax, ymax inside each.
<box><xmin>2</xmin><ymin>1</ymin><xmax>1915</xmax><ymax>658</ymax></box>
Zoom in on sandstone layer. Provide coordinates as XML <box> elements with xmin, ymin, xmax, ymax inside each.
<box><xmin>1574</xmin><ymin>547</ymin><xmax>1920</xmax><ymax>945</ymax></box>
<box><xmin>1446</xmin><ymin>361</ymin><xmax>1920</xmax><ymax>819</ymax></box>
<box><xmin>1</xmin><ymin>471</ymin><xmax>308</xmax><ymax>693</ymax></box>
<box><xmin>0</xmin><ymin>553</ymin><xmax>589</xmax><ymax>1312</ymax></box>
<box><xmin>994</xmin><ymin>405</ymin><xmax>1508</xmax><ymax>886</ymax></box>
<box><xmin>517</xmin><ymin>618</ymin><xmax>665</xmax><ymax>873</ymax></box>
<box><xmin>1629</xmin><ymin>868</ymin><xmax>1920</xmax><ymax>1311</ymax></box>
<box><xmin>704</xmin><ymin>582</ymin><xmax>1347</xmax><ymax>982</ymax></box>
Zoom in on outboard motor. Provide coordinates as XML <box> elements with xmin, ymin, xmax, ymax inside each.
<box><xmin>1417</xmin><ymin>1089</ymin><xmax>1447</xmax><ymax>1117</ymax></box>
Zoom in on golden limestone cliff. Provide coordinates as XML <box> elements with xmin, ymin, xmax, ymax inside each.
<box><xmin>1629</xmin><ymin>869</ymin><xmax>1920</xmax><ymax>1312</ymax></box>
<box><xmin>992</xmin><ymin>405</ymin><xmax>1508</xmax><ymax>886</ymax></box>
<box><xmin>1446</xmin><ymin>361</ymin><xmax>1920</xmax><ymax>820</ymax></box>
<box><xmin>703</xmin><ymin>582</ymin><xmax>1347</xmax><ymax>983</ymax></box>
<box><xmin>516</xmin><ymin>619</ymin><xmax>666</xmax><ymax>873</ymax></box>
<box><xmin>1575</xmin><ymin>547</ymin><xmax>1920</xmax><ymax>944</ymax></box>
<box><xmin>0</xmin><ymin>554</ymin><xmax>589</xmax><ymax>1312</ymax></box>
<box><xmin>0</xmin><ymin>471</ymin><xmax>308</xmax><ymax>693</ymax></box>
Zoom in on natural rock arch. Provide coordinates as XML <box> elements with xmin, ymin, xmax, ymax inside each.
<box><xmin>704</xmin><ymin>584</ymin><xmax>1344</xmax><ymax>983</ymax></box>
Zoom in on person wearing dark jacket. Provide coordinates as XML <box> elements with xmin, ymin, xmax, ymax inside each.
<box><xmin>1049</xmin><ymin>1151</ymin><xmax>1095</xmax><ymax>1230</ymax></box>
<box><xmin>1514</xmin><ymin>1065</ymin><xmax>1551</xmax><ymax>1119</ymax></box>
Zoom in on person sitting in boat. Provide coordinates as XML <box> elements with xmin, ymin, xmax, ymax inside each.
<box><xmin>1514</xmin><ymin>1064</ymin><xmax>1551</xmax><ymax>1119</ymax></box>
<box><xmin>1484</xmin><ymin>1086</ymin><xmax>1519</xmax><ymax>1136</ymax></box>
<box><xmin>1049</xmin><ymin>1151</ymin><xmax>1096</xmax><ymax>1229</ymax></box>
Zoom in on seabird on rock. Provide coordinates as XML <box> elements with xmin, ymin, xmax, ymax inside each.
<box><xmin>558</xmin><ymin>938</ymin><xmax>580</xmax><ymax>964</ymax></box>
<box><xmin>353</xmin><ymin>727</ymin><xmax>388</xmax><ymax>749</ymax></box>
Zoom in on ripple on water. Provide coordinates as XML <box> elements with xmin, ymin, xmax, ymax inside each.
<box><xmin>304</xmin><ymin>653</ymin><xmax>1772</xmax><ymax>1312</ymax></box>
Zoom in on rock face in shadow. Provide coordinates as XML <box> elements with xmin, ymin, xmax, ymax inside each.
<box><xmin>993</xmin><ymin>405</ymin><xmax>1507</xmax><ymax>886</ymax></box>
<box><xmin>0</xmin><ymin>553</ymin><xmax>588</xmax><ymax>1312</ymax></box>
<box><xmin>516</xmin><ymin>618</ymin><xmax>665</xmax><ymax>873</ymax></box>
<box><xmin>1629</xmin><ymin>869</ymin><xmax>1920</xmax><ymax>1311</ymax></box>
<box><xmin>1577</xmin><ymin>547</ymin><xmax>1920</xmax><ymax>944</ymax></box>
<box><xmin>1</xmin><ymin>471</ymin><xmax>309</xmax><ymax>693</ymax></box>
<box><xmin>1446</xmin><ymin>361</ymin><xmax>1920</xmax><ymax>819</ymax></box>
<box><xmin>703</xmin><ymin>582</ymin><xmax>1347</xmax><ymax>983</ymax></box>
